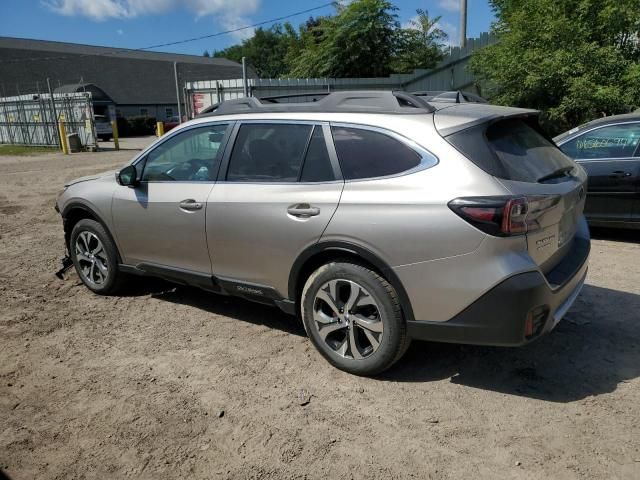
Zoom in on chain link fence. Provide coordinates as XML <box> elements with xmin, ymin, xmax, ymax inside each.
<box><xmin>0</xmin><ymin>80</ymin><xmax>97</xmax><ymax>148</ymax></box>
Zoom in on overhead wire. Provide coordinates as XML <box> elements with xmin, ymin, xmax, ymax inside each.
<box><xmin>0</xmin><ymin>2</ymin><xmax>335</xmax><ymax>64</ymax></box>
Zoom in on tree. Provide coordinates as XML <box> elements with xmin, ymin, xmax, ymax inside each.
<box><xmin>288</xmin><ymin>0</ymin><xmax>401</xmax><ymax>78</ymax></box>
<box><xmin>202</xmin><ymin>50</ymin><xmax>211</xmax><ymax>57</ymax></box>
<box><xmin>213</xmin><ymin>23</ymin><xmax>300</xmax><ymax>78</ymax></box>
<box><xmin>392</xmin><ymin>9</ymin><xmax>448</xmax><ymax>73</ymax></box>
<box><xmin>471</xmin><ymin>0</ymin><xmax>640</xmax><ymax>134</ymax></box>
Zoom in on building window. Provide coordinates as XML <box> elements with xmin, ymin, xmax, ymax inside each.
<box><xmin>140</xmin><ymin>108</ymin><xmax>148</xmax><ymax>117</ymax></box>
<box><xmin>165</xmin><ymin>108</ymin><xmax>173</xmax><ymax>119</ymax></box>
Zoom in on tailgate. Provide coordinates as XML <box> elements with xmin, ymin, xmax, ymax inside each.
<box><xmin>445</xmin><ymin>113</ymin><xmax>588</xmax><ymax>273</ymax></box>
<box><xmin>500</xmin><ymin>177</ymin><xmax>587</xmax><ymax>272</ymax></box>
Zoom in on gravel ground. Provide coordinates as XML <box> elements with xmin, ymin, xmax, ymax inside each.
<box><xmin>1</xmin><ymin>142</ymin><xmax>639</xmax><ymax>480</ymax></box>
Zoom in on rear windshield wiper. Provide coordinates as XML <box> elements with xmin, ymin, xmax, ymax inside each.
<box><xmin>537</xmin><ymin>166</ymin><xmax>575</xmax><ymax>183</ymax></box>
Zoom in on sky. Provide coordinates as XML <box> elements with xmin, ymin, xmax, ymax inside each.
<box><xmin>0</xmin><ymin>0</ymin><xmax>495</xmax><ymax>55</ymax></box>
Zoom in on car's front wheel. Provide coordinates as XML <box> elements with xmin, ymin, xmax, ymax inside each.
<box><xmin>70</xmin><ymin>219</ymin><xmax>125</xmax><ymax>295</ymax></box>
<box><xmin>301</xmin><ymin>261</ymin><xmax>409</xmax><ymax>376</ymax></box>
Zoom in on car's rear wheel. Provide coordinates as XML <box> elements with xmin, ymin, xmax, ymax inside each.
<box><xmin>301</xmin><ymin>261</ymin><xmax>409</xmax><ymax>376</ymax></box>
<box><xmin>70</xmin><ymin>219</ymin><xmax>125</xmax><ymax>295</ymax></box>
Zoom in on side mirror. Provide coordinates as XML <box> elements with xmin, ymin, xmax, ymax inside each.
<box><xmin>117</xmin><ymin>165</ymin><xmax>138</xmax><ymax>187</ymax></box>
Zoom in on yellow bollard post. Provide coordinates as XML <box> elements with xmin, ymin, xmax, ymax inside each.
<box><xmin>156</xmin><ymin>121</ymin><xmax>165</xmax><ymax>137</ymax></box>
<box><xmin>111</xmin><ymin>120</ymin><xmax>120</xmax><ymax>151</ymax></box>
<box><xmin>58</xmin><ymin>120</ymin><xmax>69</xmax><ymax>155</ymax></box>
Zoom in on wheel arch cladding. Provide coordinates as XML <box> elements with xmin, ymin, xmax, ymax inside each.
<box><xmin>288</xmin><ymin>242</ymin><xmax>415</xmax><ymax>322</ymax></box>
<box><xmin>62</xmin><ymin>203</ymin><xmax>122</xmax><ymax>263</ymax></box>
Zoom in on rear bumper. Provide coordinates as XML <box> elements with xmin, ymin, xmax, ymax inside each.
<box><xmin>406</xmin><ymin>232</ymin><xmax>590</xmax><ymax>346</ymax></box>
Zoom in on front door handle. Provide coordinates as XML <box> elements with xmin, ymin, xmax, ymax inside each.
<box><xmin>609</xmin><ymin>170</ymin><xmax>632</xmax><ymax>178</ymax></box>
<box><xmin>287</xmin><ymin>203</ymin><xmax>320</xmax><ymax>218</ymax></box>
<box><xmin>179</xmin><ymin>199</ymin><xmax>203</xmax><ymax>211</ymax></box>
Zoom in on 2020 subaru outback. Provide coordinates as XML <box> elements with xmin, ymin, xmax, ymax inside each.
<box><xmin>56</xmin><ymin>91</ymin><xmax>590</xmax><ymax>376</ymax></box>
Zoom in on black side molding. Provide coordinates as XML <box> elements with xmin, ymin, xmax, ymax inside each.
<box><xmin>120</xmin><ymin>263</ymin><xmax>296</xmax><ymax>315</ymax></box>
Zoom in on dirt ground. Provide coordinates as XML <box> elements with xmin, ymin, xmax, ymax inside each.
<box><xmin>1</xmin><ymin>140</ymin><xmax>639</xmax><ymax>480</ymax></box>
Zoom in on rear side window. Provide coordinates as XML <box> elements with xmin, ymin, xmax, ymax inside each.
<box><xmin>331</xmin><ymin>126</ymin><xmax>421</xmax><ymax>180</ymax></box>
<box><xmin>559</xmin><ymin>123</ymin><xmax>640</xmax><ymax>159</ymax></box>
<box><xmin>227</xmin><ymin>123</ymin><xmax>312</xmax><ymax>182</ymax></box>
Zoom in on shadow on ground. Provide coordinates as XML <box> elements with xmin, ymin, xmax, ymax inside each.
<box><xmin>383</xmin><ymin>284</ymin><xmax>640</xmax><ymax>402</ymax></box>
<box><xmin>122</xmin><ymin>277</ymin><xmax>306</xmax><ymax>338</ymax></box>
<box><xmin>119</xmin><ymin>277</ymin><xmax>639</xmax><ymax>402</ymax></box>
<box><xmin>590</xmin><ymin>226</ymin><xmax>639</xmax><ymax>243</ymax></box>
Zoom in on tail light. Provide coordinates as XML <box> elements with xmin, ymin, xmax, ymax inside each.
<box><xmin>448</xmin><ymin>195</ymin><xmax>559</xmax><ymax>237</ymax></box>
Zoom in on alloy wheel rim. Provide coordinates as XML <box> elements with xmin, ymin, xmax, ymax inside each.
<box><xmin>74</xmin><ymin>231</ymin><xmax>109</xmax><ymax>286</ymax></box>
<box><xmin>312</xmin><ymin>279</ymin><xmax>384</xmax><ymax>360</ymax></box>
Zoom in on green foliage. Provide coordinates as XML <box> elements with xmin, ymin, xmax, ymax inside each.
<box><xmin>392</xmin><ymin>9</ymin><xmax>448</xmax><ymax>73</ymax></box>
<box><xmin>288</xmin><ymin>0</ymin><xmax>401</xmax><ymax>77</ymax></box>
<box><xmin>211</xmin><ymin>1</ymin><xmax>448</xmax><ymax>78</ymax></box>
<box><xmin>213</xmin><ymin>23</ymin><xmax>300</xmax><ymax>78</ymax></box>
<box><xmin>471</xmin><ymin>0</ymin><xmax>640</xmax><ymax>134</ymax></box>
<box><xmin>0</xmin><ymin>145</ymin><xmax>57</xmax><ymax>156</ymax></box>
<box><xmin>116</xmin><ymin>116</ymin><xmax>156</xmax><ymax>137</ymax></box>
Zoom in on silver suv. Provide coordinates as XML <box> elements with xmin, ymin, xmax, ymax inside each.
<box><xmin>56</xmin><ymin>91</ymin><xmax>590</xmax><ymax>376</ymax></box>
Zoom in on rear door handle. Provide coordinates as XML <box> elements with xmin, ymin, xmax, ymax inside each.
<box><xmin>179</xmin><ymin>199</ymin><xmax>203</xmax><ymax>211</ymax></box>
<box><xmin>609</xmin><ymin>170</ymin><xmax>632</xmax><ymax>178</ymax></box>
<box><xmin>287</xmin><ymin>203</ymin><xmax>320</xmax><ymax>217</ymax></box>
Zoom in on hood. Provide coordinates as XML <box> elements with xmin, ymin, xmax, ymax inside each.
<box><xmin>65</xmin><ymin>170</ymin><xmax>115</xmax><ymax>188</ymax></box>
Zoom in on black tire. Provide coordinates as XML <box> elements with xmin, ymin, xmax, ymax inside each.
<box><xmin>98</xmin><ymin>135</ymin><xmax>111</xmax><ymax>141</ymax></box>
<box><xmin>69</xmin><ymin>219</ymin><xmax>126</xmax><ymax>295</ymax></box>
<box><xmin>301</xmin><ymin>261</ymin><xmax>409</xmax><ymax>376</ymax></box>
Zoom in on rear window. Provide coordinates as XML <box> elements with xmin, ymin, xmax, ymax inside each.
<box><xmin>447</xmin><ymin>118</ymin><xmax>575</xmax><ymax>183</ymax></box>
<box><xmin>486</xmin><ymin>120</ymin><xmax>575</xmax><ymax>182</ymax></box>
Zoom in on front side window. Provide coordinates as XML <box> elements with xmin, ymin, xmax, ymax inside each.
<box><xmin>331</xmin><ymin>126</ymin><xmax>422</xmax><ymax>180</ymax></box>
<box><xmin>226</xmin><ymin>123</ymin><xmax>313</xmax><ymax>182</ymax></box>
<box><xmin>142</xmin><ymin>124</ymin><xmax>228</xmax><ymax>182</ymax></box>
<box><xmin>560</xmin><ymin>123</ymin><xmax>640</xmax><ymax>160</ymax></box>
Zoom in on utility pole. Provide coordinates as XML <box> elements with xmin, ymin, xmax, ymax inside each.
<box><xmin>174</xmin><ymin>62</ymin><xmax>182</xmax><ymax>122</ymax></box>
<box><xmin>46</xmin><ymin>78</ymin><xmax>60</xmax><ymax>147</ymax></box>
<box><xmin>460</xmin><ymin>0</ymin><xmax>468</xmax><ymax>48</ymax></box>
<box><xmin>242</xmin><ymin>56</ymin><xmax>248</xmax><ymax>97</ymax></box>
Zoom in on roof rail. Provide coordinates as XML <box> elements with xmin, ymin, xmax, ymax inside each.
<box><xmin>411</xmin><ymin>90</ymin><xmax>487</xmax><ymax>104</ymax></box>
<box><xmin>259</xmin><ymin>92</ymin><xmax>330</xmax><ymax>103</ymax></box>
<box><xmin>199</xmin><ymin>90</ymin><xmax>435</xmax><ymax>117</ymax></box>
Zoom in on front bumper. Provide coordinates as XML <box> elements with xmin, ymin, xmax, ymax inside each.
<box><xmin>406</xmin><ymin>233</ymin><xmax>590</xmax><ymax>346</ymax></box>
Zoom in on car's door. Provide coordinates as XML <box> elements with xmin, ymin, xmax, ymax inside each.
<box><xmin>558</xmin><ymin>122</ymin><xmax>640</xmax><ymax>223</ymax></box>
<box><xmin>206</xmin><ymin>121</ymin><xmax>343</xmax><ymax>296</ymax></box>
<box><xmin>112</xmin><ymin>123</ymin><xmax>231</xmax><ymax>274</ymax></box>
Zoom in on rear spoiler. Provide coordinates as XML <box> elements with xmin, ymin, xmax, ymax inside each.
<box><xmin>434</xmin><ymin>106</ymin><xmax>539</xmax><ymax>137</ymax></box>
